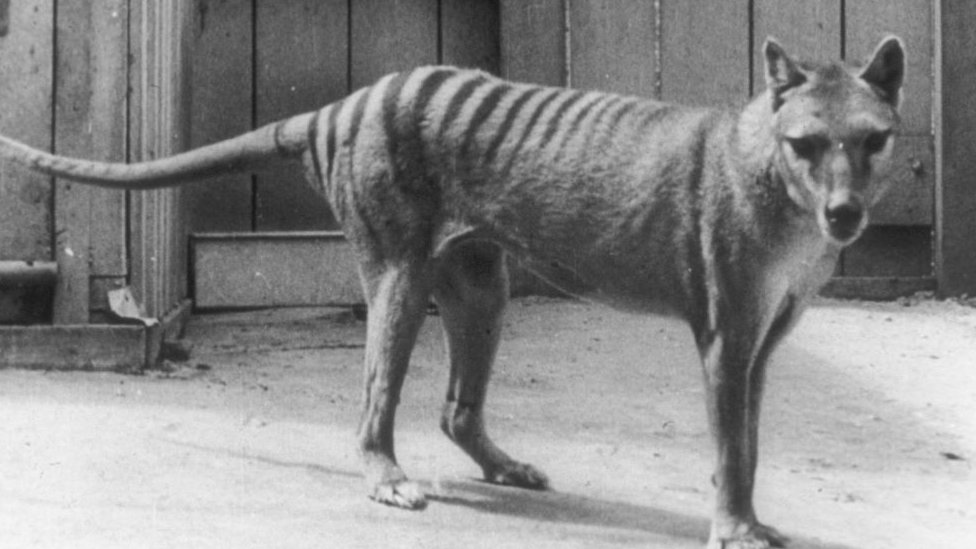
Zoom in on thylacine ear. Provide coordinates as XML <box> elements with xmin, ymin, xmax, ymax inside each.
<box><xmin>859</xmin><ymin>35</ymin><xmax>905</xmax><ymax>107</ymax></box>
<box><xmin>763</xmin><ymin>37</ymin><xmax>807</xmax><ymax>111</ymax></box>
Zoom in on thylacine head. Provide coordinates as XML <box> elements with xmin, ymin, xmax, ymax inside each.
<box><xmin>740</xmin><ymin>36</ymin><xmax>905</xmax><ymax>247</ymax></box>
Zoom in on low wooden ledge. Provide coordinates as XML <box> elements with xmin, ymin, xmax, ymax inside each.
<box><xmin>0</xmin><ymin>299</ymin><xmax>192</xmax><ymax>372</ymax></box>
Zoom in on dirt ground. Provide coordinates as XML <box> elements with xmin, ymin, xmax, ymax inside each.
<box><xmin>0</xmin><ymin>296</ymin><xmax>973</xmax><ymax>548</ymax></box>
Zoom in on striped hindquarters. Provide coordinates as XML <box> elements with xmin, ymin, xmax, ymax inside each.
<box><xmin>307</xmin><ymin>66</ymin><xmax>662</xmax><ymax>195</ymax></box>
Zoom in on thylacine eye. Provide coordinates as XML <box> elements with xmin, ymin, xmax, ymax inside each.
<box><xmin>785</xmin><ymin>136</ymin><xmax>827</xmax><ymax>160</ymax></box>
<box><xmin>863</xmin><ymin>131</ymin><xmax>891</xmax><ymax>155</ymax></box>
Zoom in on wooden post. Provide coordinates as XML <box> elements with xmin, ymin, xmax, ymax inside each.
<box><xmin>54</xmin><ymin>0</ymin><xmax>129</xmax><ymax>324</ymax></box>
<box><xmin>935</xmin><ymin>0</ymin><xmax>976</xmax><ymax>297</ymax></box>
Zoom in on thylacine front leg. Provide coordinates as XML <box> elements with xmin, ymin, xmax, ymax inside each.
<box><xmin>695</xmin><ymin>295</ymin><xmax>799</xmax><ymax>549</ymax></box>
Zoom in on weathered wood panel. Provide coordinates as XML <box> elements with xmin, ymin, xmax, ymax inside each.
<box><xmin>846</xmin><ymin>0</ymin><xmax>932</xmax><ymax>135</ymax></box>
<box><xmin>499</xmin><ymin>0</ymin><xmax>565</xmax><ymax>86</ymax></box>
<box><xmin>660</xmin><ymin>0</ymin><xmax>751</xmax><ymax>106</ymax></box>
<box><xmin>350</xmin><ymin>0</ymin><xmax>437</xmax><ymax>89</ymax></box>
<box><xmin>659</xmin><ymin>0</ymin><xmax>750</xmax><ymax>107</ymax></box>
<box><xmin>843</xmin><ymin>225</ymin><xmax>932</xmax><ymax>277</ymax></box>
<box><xmin>128</xmin><ymin>0</ymin><xmax>193</xmax><ymax>317</ymax></box>
<box><xmin>822</xmin><ymin>276</ymin><xmax>935</xmax><ymax>300</ymax></box>
<box><xmin>568</xmin><ymin>0</ymin><xmax>656</xmax><ymax>96</ymax></box>
<box><xmin>0</xmin><ymin>325</ymin><xmax>148</xmax><ymax>370</ymax></box>
<box><xmin>935</xmin><ymin>0</ymin><xmax>976</xmax><ymax>295</ymax></box>
<box><xmin>188</xmin><ymin>0</ymin><xmax>254</xmax><ymax>232</ymax></box>
<box><xmin>871</xmin><ymin>136</ymin><xmax>933</xmax><ymax>225</ymax></box>
<box><xmin>0</xmin><ymin>297</ymin><xmax>192</xmax><ymax>369</ymax></box>
<box><xmin>441</xmin><ymin>0</ymin><xmax>500</xmax><ymax>73</ymax></box>
<box><xmin>753</xmin><ymin>0</ymin><xmax>842</xmax><ymax>93</ymax></box>
<box><xmin>54</xmin><ymin>0</ymin><xmax>129</xmax><ymax>323</ymax></box>
<box><xmin>193</xmin><ymin>232</ymin><xmax>362</xmax><ymax>308</ymax></box>
<box><xmin>0</xmin><ymin>1</ymin><xmax>53</xmax><ymax>261</ymax></box>
<box><xmin>254</xmin><ymin>0</ymin><xmax>347</xmax><ymax>231</ymax></box>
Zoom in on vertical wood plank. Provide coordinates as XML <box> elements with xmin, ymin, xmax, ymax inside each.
<box><xmin>0</xmin><ymin>1</ymin><xmax>53</xmax><ymax>262</ymax></box>
<box><xmin>441</xmin><ymin>0</ymin><xmax>500</xmax><ymax>73</ymax></box>
<box><xmin>935</xmin><ymin>0</ymin><xmax>976</xmax><ymax>295</ymax></box>
<box><xmin>568</xmin><ymin>0</ymin><xmax>656</xmax><ymax>96</ymax></box>
<box><xmin>659</xmin><ymin>0</ymin><xmax>750</xmax><ymax>107</ymax></box>
<box><xmin>55</xmin><ymin>0</ymin><xmax>129</xmax><ymax>323</ymax></box>
<box><xmin>128</xmin><ymin>0</ymin><xmax>191</xmax><ymax>317</ymax></box>
<box><xmin>753</xmin><ymin>0</ymin><xmax>842</xmax><ymax>94</ymax></box>
<box><xmin>254</xmin><ymin>0</ymin><xmax>347</xmax><ymax>231</ymax></box>
<box><xmin>128</xmin><ymin>0</ymin><xmax>158</xmax><ymax>316</ymax></box>
<box><xmin>350</xmin><ymin>0</ymin><xmax>438</xmax><ymax>88</ymax></box>
<box><xmin>498</xmin><ymin>0</ymin><xmax>565</xmax><ymax>86</ymax></box>
<box><xmin>170</xmin><ymin>1</ymin><xmax>195</xmax><ymax>311</ymax></box>
<box><xmin>188</xmin><ymin>0</ymin><xmax>254</xmax><ymax>232</ymax></box>
<box><xmin>846</xmin><ymin>0</ymin><xmax>931</xmax><ymax>135</ymax></box>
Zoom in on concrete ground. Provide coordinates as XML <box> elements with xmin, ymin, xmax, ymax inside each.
<box><xmin>0</xmin><ymin>297</ymin><xmax>973</xmax><ymax>548</ymax></box>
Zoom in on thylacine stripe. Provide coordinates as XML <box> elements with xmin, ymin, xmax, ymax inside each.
<box><xmin>499</xmin><ymin>88</ymin><xmax>563</xmax><ymax>175</ymax></box>
<box><xmin>483</xmin><ymin>86</ymin><xmax>543</xmax><ymax>166</ymax></box>
<box><xmin>635</xmin><ymin>104</ymin><xmax>678</xmax><ymax>135</ymax></box>
<box><xmin>380</xmin><ymin>71</ymin><xmax>413</xmax><ymax>173</ymax></box>
<box><xmin>547</xmin><ymin>93</ymin><xmax>607</xmax><ymax>161</ymax></box>
<box><xmin>537</xmin><ymin>90</ymin><xmax>587</xmax><ymax>149</ymax></box>
<box><xmin>324</xmin><ymin>100</ymin><xmax>343</xmax><ymax>186</ymax></box>
<box><xmin>436</xmin><ymin>75</ymin><xmax>488</xmax><ymax>142</ymax></box>
<box><xmin>575</xmin><ymin>95</ymin><xmax>626</xmax><ymax>159</ymax></box>
<box><xmin>604</xmin><ymin>99</ymin><xmax>639</xmax><ymax>138</ymax></box>
<box><xmin>306</xmin><ymin>110</ymin><xmax>324</xmax><ymax>182</ymax></box>
<box><xmin>346</xmin><ymin>77</ymin><xmax>385</xmax><ymax>181</ymax></box>
<box><xmin>459</xmin><ymin>83</ymin><xmax>512</xmax><ymax>161</ymax></box>
<box><xmin>412</xmin><ymin>68</ymin><xmax>458</xmax><ymax>127</ymax></box>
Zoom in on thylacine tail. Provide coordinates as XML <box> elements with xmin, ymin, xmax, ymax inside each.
<box><xmin>0</xmin><ymin>111</ymin><xmax>318</xmax><ymax>190</ymax></box>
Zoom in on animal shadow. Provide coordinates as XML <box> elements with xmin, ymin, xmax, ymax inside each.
<box><xmin>429</xmin><ymin>478</ymin><xmax>859</xmax><ymax>549</ymax></box>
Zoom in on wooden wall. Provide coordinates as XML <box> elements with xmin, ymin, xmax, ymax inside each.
<box><xmin>0</xmin><ymin>0</ymin><xmax>193</xmax><ymax>323</ymax></box>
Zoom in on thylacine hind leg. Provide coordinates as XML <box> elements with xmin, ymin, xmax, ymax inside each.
<box><xmin>356</xmin><ymin>256</ymin><xmax>433</xmax><ymax>510</ymax></box>
<box><xmin>433</xmin><ymin>242</ymin><xmax>549</xmax><ymax>490</ymax></box>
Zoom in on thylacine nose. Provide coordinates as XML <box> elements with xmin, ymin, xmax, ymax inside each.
<box><xmin>824</xmin><ymin>196</ymin><xmax>865</xmax><ymax>243</ymax></box>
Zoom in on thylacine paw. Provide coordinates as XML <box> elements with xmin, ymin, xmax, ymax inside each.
<box><xmin>707</xmin><ymin>522</ymin><xmax>789</xmax><ymax>549</ymax></box>
<box><xmin>485</xmin><ymin>461</ymin><xmax>550</xmax><ymax>490</ymax></box>
<box><xmin>369</xmin><ymin>478</ymin><xmax>428</xmax><ymax>510</ymax></box>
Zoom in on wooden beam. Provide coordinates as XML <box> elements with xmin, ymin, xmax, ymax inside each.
<box><xmin>192</xmin><ymin>232</ymin><xmax>363</xmax><ymax>309</ymax></box>
<box><xmin>934</xmin><ymin>0</ymin><xmax>976</xmax><ymax>296</ymax></box>
<box><xmin>821</xmin><ymin>276</ymin><xmax>936</xmax><ymax>300</ymax></box>
<box><xmin>0</xmin><ymin>298</ymin><xmax>192</xmax><ymax>371</ymax></box>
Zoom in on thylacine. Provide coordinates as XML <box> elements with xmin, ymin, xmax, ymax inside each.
<box><xmin>0</xmin><ymin>37</ymin><xmax>905</xmax><ymax>549</ymax></box>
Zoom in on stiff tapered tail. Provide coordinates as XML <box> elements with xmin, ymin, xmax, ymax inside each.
<box><xmin>0</xmin><ymin>111</ymin><xmax>316</xmax><ymax>190</ymax></box>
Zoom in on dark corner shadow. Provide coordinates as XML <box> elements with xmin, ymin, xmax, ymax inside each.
<box><xmin>428</xmin><ymin>479</ymin><xmax>861</xmax><ymax>549</ymax></box>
